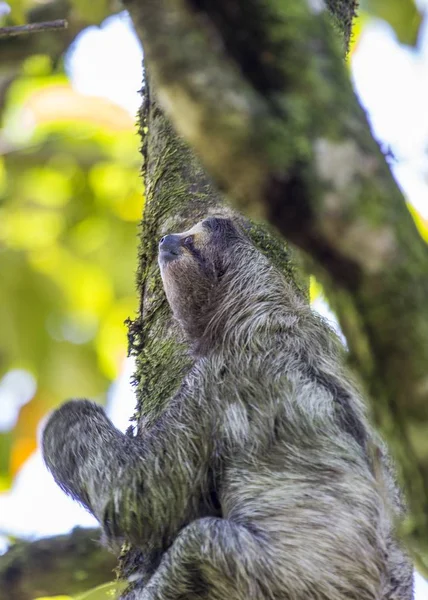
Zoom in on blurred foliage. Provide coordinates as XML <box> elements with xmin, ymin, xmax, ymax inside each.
<box><xmin>0</xmin><ymin>52</ymin><xmax>143</xmax><ymax>490</ymax></box>
<box><xmin>359</xmin><ymin>0</ymin><xmax>423</xmax><ymax>47</ymax></box>
<box><xmin>34</xmin><ymin>579</ymin><xmax>126</xmax><ymax>599</ymax></box>
<box><xmin>1</xmin><ymin>0</ymin><xmax>118</xmax><ymax>26</ymax></box>
<box><xmin>73</xmin><ymin>581</ymin><xmax>126</xmax><ymax>600</ymax></box>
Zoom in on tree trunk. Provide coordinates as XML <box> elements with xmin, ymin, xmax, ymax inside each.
<box><xmin>128</xmin><ymin>82</ymin><xmax>303</xmax><ymax>425</ymax></box>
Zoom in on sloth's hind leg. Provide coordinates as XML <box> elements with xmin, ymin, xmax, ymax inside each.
<box><xmin>138</xmin><ymin>517</ymin><xmax>271</xmax><ymax>600</ymax></box>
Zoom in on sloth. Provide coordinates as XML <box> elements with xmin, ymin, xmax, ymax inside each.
<box><xmin>42</xmin><ymin>216</ymin><xmax>413</xmax><ymax>600</ymax></box>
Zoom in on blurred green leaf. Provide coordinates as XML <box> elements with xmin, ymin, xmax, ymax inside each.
<box><xmin>408</xmin><ymin>203</ymin><xmax>428</xmax><ymax>243</ymax></box>
<box><xmin>360</xmin><ymin>0</ymin><xmax>423</xmax><ymax>46</ymax></box>
<box><xmin>2</xmin><ymin>0</ymin><xmax>27</xmax><ymax>24</ymax></box>
<box><xmin>73</xmin><ymin>0</ymin><xmax>113</xmax><ymax>24</ymax></box>
<box><xmin>74</xmin><ymin>581</ymin><xmax>127</xmax><ymax>600</ymax></box>
<box><xmin>0</xmin><ymin>66</ymin><xmax>143</xmax><ymax>486</ymax></box>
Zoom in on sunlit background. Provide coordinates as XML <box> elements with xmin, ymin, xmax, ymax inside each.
<box><xmin>1</xmin><ymin>1</ymin><xmax>428</xmax><ymax>598</ymax></box>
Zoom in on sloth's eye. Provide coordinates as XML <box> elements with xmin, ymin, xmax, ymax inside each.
<box><xmin>182</xmin><ymin>236</ymin><xmax>193</xmax><ymax>247</ymax></box>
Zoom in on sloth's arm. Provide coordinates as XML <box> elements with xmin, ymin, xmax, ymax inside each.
<box><xmin>41</xmin><ymin>398</ymin><xmax>214</xmax><ymax>547</ymax></box>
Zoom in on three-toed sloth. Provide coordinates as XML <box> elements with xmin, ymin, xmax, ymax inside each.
<box><xmin>42</xmin><ymin>217</ymin><xmax>413</xmax><ymax>600</ymax></box>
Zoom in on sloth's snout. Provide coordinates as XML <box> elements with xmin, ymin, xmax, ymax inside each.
<box><xmin>159</xmin><ymin>234</ymin><xmax>181</xmax><ymax>263</ymax></box>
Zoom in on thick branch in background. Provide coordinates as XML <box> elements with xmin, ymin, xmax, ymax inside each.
<box><xmin>125</xmin><ymin>0</ymin><xmax>428</xmax><ymax>571</ymax></box>
<box><xmin>0</xmin><ymin>527</ymin><xmax>116</xmax><ymax>600</ymax></box>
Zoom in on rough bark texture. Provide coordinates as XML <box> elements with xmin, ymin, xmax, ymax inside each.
<box><xmin>124</xmin><ymin>0</ymin><xmax>428</xmax><ymax>572</ymax></box>
<box><xmin>123</xmin><ymin>76</ymin><xmax>303</xmax><ymax>587</ymax></box>
<box><xmin>127</xmin><ymin>80</ymin><xmax>301</xmax><ymax>426</ymax></box>
<box><xmin>127</xmin><ymin>80</ymin><xmax>222</xmax><ymax>425</ymax></box>
<box><xmin>0</xmin><ymin>528</ymin><xmax>116</xmax><ymax>600</ymax></box>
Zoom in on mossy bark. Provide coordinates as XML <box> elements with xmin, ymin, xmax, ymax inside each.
<box><xmin>127</xmin><ymin>83</ymin><xmax>222</xmax><ymax>424</ymax></box>
<box><xmin>125</xmin><ymin>0</ymin><xmax>428</xmax><ymax>572</ymax></box>
<box><xmin>128</xmin><ymin>80</ymin><xmax>301</xmax><ymax>425</ymax></box>
<box><xmin>0</xmin><ymin>528</ymin><xmax>116</xmax><ymax>600</ymax></box>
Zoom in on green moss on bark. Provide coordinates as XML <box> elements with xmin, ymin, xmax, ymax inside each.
<box><xmin>128</xmin><ymin>80</ymin><xmax>304</xmax><ymax>425</ymax></box>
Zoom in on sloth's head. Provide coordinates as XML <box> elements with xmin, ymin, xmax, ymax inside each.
<box><xmin>158</xmin><ymin>217</ymin><xmax>250</xmax><ymax>343</ymax></box>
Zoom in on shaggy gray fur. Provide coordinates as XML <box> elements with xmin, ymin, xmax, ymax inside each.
<box><xmin>42</xmin><ymin>217</ymin><xmax>413</xmax><ymax>600</ymax></box>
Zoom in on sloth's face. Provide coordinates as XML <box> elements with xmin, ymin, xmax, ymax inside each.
<box><xmin>158</xmin><ymin>217</ymin><xmax>240</xmax><ymax>337</ymax></box>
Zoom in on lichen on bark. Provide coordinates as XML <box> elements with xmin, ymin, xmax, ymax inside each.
<box><xmin>127</xmin><ymin>81</ymin><xmax>223</xmax><ymax>425</ymax></box>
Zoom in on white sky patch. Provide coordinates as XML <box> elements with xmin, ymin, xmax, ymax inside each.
<box><xmin>415</xmin><ymin>572</ymin><xmax>428</xmax><ymax>598</ymax></box>
<box><xmin>66</xmin><ymin>12</ymin><xmax>143</xmax><ymax>117</ymax></box>
<box><xmin>105</xmin><ymin>356</ymin><xmax>137</xmax><ymax>432</ymax></box>
<box><xmin>392</xmin><ymin>163</ymin><xmax>428</xmax><ymax>218</ymax></box>
<box><xmin>0</xmin><ymin>452</ymin><xmax>97</xmax><ymax>551</ymax></box>
<box><xmin>0</xmin><ymin>370</ymin><xmax>36</xmax><ymax>431</ymax></box>
<box><xmin>352</xmin><ymin>22</ymin><xmax>428</xmax><ymax>218</ymax></box>
<box><xmin>307</xmin><ymin>0</ymin><xmax>325</xmax><ymax>15</ymax></box>
<box><xmin>0</xmin><ymin>358</ymin><xmax>136</xmax><ymax>554</ymax></box>
<box><xmin>0</xmin><ymin>2</ymin><xmax>10</xmax><ymax>18</ymax></box>
<box><xmin>312</xmin><ymin>297</ymin><xmax>346</xmax><ymax>346</ymax></box>
<box><xmin>352</xmin><ymin>22</ymin><xmax>428</xmax><ymax>163</ymax></box>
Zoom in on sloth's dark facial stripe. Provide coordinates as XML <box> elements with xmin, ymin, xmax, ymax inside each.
<box><xmin>184</xmin><ymin>238</ymin><xmax>203</xmax><ymax>262</ymax></box>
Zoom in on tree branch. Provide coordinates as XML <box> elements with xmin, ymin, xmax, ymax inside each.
<box><xmin>0</xmin><ymin>20</ymin><xmax>68</xmax><ymax>39</ymax></box>
<box><xmin>124</xmin><ymin>0</ymin><xmax>428</xmax><ymax>571</ymax></box>
<box><xmin>0</xmin><ymin>0</ymin><xmax>119</xmax><ymax>69</ymax></box>
<box><xmin>0</xmin><ymin>528</ymin><xmax>117</xmax><ymax>600</ymax></box>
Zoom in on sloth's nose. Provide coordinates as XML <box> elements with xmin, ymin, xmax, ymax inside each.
<box><xmin>159</xmin><ymin>234</ymin><xmax>181</xmax><ymax>262</ymax></box>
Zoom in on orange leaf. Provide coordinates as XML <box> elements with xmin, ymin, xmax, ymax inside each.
<box><xmin>11</xmin><ymin>393</ymin><xmax>51</xmax><ymax>476</ymax></box>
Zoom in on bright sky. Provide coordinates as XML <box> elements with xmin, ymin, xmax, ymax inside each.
<box><xmin>1</xmin><ymin>8</ymin><xmax>427</xmax><ymax>598</ymax></box>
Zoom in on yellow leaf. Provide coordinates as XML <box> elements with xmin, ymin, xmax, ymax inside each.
<box><xmin>359</xmin><ymin>0</ymin><xmax>422</xmax><ymax>47</ymax></box>
<box><xmin>19</xmin><ymin>168</ymin><xmax>72</xmax><ymax>207</ymax></box>
<box><xmin>309</xmin><ymin>276</ymin><xmax>324</xmax><ymax>304</ymax></box>
<box><xmin>0</xmin><ymin>474</ymin><xmax>12</xmax><ymax>492</ymax></box>
<box><xmin>96</xmin><ymin>298</ymin><xmax>137</xmax><ymax>379</ymax></box>
<box><xmin>407</xmin><ymin>203</ymin><xmax>428</xmax><ymax>243</ymax></box>
<box><xmin>22</xmin><ymin>55</ymin><xmax>53</xmax><ymax>77</ymax></box>
<box><xmin>0</xmin><ymin>209</ymin><xmax>64</xmax><ymax>250</ymax></box>
<box><xmin>0</xmin><ymin>157</ymin><xmax>6</xmax><ymax>196</ymax></box>
<box><xmin>12</xmin><ymin>394</ymin><xmax>48</xmax><ymax>476</ymax></box>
